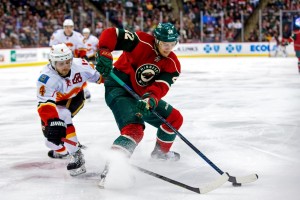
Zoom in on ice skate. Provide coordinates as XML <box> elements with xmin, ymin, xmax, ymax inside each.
<box><xmin>151</xmin><ymin>148</ymin><xmax>180</xmax><ymax>161</ymax></box>
<box><xmin>48</xmin><ymin>150</ymin><xmax>68</xmax><ymax>159</ymax></box>
<box><xmin>67</xmin><ymin>149</ymin><xmax>86</xmax><ymax>176</ymax></box>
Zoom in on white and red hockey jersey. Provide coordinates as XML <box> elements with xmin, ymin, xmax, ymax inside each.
<box><xmin>37</xmin><ymin>58</ymin><xmax>101</xmax><ymax>124</ymax></box>
<box><xmin>49</xmin><ymin>29</ymin><xmax>87</xmax><ymax>58</ymax></box>
<box><xmin>83</xmin><ymin>34</ymin><xmax>99</xmax><ymax>59</ymax></box>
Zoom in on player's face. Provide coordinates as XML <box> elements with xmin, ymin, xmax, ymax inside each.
<box><xmin>83</xmin><ymin>33</ymin><xmax>89</xmax><ymax>39</ymax></box>
<box><xmin>55</xmin><ymin>59</ymin><xmax>72</xmax><ymax>76</ymax></box>
<box><xmin>157</xmin><ymin>41</ymin><xmax>177</xmax><ymax>57</ymax></box>
<box><xmin>64</xmin><ymin>26</ymin><xmax>74</xmax><ymax>36</ymax></box>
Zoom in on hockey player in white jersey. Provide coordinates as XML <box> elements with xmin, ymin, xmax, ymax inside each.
<box><xmin>36</xmin><ymin>43</ymin><xmax>102</xmax><ymax>176</ymax></box>
<box><xmin>49</xmin><ymin>19</ymin><xmax>92</xmax><ymax>99</ymax></box>
<box><xmin>49</xmin><ymin>19</ymin><xmax>88</xmax><ymax>59</ymax></box>
<box><xmin>82</xmin><ymin>28</ymin><xmax>99</xmax><ymax>63</ymax></box>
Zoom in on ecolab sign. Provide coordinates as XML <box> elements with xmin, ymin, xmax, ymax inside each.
<box><xmin>250</xmin><ymin>44</ymin><xmax>270</xmax><ymax>52</ymax></box>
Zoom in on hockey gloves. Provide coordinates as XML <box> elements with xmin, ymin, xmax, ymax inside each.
<box><xmin>136</xmin><ymin>93</ymin><xmax>158</xmax><ymax>117</ymax></box>
<box><xmin>44</xmin><ymin>118</ymin><xmax>67</xmax><ymax>145</ymax></box>
<box><xmin>95</xmin><ymin>49</ymin><xmax>113</xmax><ymax>77</ymax></box>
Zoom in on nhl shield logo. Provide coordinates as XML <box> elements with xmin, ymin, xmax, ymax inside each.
<box><xmin>136</xmin><ymin>64</ymin><xmax>160</xmax><ymax>86</ymax></box>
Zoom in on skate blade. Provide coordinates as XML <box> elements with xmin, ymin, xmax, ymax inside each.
<box><xmin>69</xmin><ymin>165</ymin><xmax>86</xmax><ymax>176</ymax></box>
<box><xmin>98</xmin><ymin>177</ymin><xmax>106</xmax><ymax>189</ymax></box>
<box><xmin>150</xmin><ymin>156</ymin><xmax>180</xmax><ymax>162</ymax></box>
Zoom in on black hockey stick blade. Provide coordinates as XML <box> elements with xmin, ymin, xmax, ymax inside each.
<box><xmin>132</xmin><ymin>164</ymin><xmax>229</xmax><ymax>194</ymax></box>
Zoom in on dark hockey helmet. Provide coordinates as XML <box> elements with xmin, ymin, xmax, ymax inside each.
<box><xmin>154</xmin><ymin>23</ymin><xmax>179</xmax><ymax>42</ymax></box>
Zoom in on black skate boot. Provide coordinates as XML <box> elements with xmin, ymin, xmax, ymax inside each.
<box><xmin>48</xmin><ymin>150</ymin><xmax>68</xmax><ymax>159</ymax></box>
<box><xmin>67</xmin><ymin>149</ymin><xmax>86</xmax><ymax>176</ymax></box>
<box><xmin>151</xmin><ymin>144</ymin><xmax>180</xmax><ymax>161</ymax></box>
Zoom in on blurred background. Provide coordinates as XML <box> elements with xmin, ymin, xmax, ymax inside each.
<box><xmin>1</xmin><ymin>0</ymin><xmax>300</xmax><ymax>49</ymax></box>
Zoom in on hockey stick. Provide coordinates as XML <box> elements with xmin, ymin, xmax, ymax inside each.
<box><xmin>132</xmin><ymin>164</ymin><xmax>229</xmax><ymax>194</ymax></box>
<box><xmin>62</xmin><ymin>138</ymin><xmax>228</xmax><ymax>194</ymax></box>
<box><xmin>109</xmin><ymin>71</ymin><xmax>258</xmax><ymax>186</ymax></box>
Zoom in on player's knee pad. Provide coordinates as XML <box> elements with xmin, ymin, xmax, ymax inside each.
<box><xmin>121</xmin><ymin>124</ymin><xmax>144</xmax><ymax>143</ymax></box>
<box><xmin>162</xmin><ymin>108</ymin><xmax>183</xmax><ymax>132</ymax></box>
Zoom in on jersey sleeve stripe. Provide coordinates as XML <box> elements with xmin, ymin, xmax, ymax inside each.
<box><xmin>167</xmin><ymin>57</ymin><xmax>180</xmax><ymax>74</ymax></box>
<box><xmin>155</xmin><ymin>80</ymin><xmax>170</xmax><ymax>88</ymax></box>
<box><xmin>135</xmin><ymin>33</ymin><xmax>154</xmax><ymax>49</ymax></box>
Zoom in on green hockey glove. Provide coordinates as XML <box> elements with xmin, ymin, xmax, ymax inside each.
<box><xmin>95</xmin><ymin>49</ymin><xmax>113</xmax><ymax>77</ymax></box>
<box><xmin>136</xmin><ymin>93</ymin><xmax>158</xmax><ymax>117</ymax></box>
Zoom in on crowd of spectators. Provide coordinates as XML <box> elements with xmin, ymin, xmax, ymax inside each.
<box><xmin>1</xmin><ymin>0</ymin><xmax>300</xmax><ymax>49</ymax></box>
<box><xmin>0</xmin><ymin>0</ymin><xmax>107</xmax><ymax>49</ymax></box>
<box><xmin>92</xmin><ymin>0</ymin><xmax>259</xmax><ymax>43</ymax></box>
<box><xmin>180</xmin><ymin>0</ymin><xmax>259</xmax><ymax>42</ymax></box>
<box><xmin>247</xmin><ymin>0</ymin><xmax>300</xmax><ymax>42</ymax></box>
<box><xmin>91</xmin><ymin>0</ymin><xmax>175</xmax><ymax>35</ymax></box>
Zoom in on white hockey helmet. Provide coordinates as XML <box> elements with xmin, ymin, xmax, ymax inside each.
<box><xmin>49</xmin><ymin>43</ymin><xmax>73</xmax><ymax>67</ymax></box>
<box><xmin>82</xmin><ymin>28</ymin><xmax>90</xmax><ymax>34</ymax></box>
<box><xmin>63</xmin><ymin>19</ymin><xmax>74</xmax><ymax>27</ymax></box>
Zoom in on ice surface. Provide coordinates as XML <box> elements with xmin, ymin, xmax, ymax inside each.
<box><xmin>1</xmin><ymin>57</ymin><xmax>300</xmax><ymax>200</ymax></box>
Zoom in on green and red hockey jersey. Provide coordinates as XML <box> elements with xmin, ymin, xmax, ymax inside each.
<box><xmin>98</xmin><ymin>27</ymin><xmax>181</xmax><ymax>101</ymax></box>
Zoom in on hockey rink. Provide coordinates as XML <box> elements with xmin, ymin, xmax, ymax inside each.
<box><xmin>1</xmin><ymin>57</ymin><xmax>300</xmax><ymax>200</ymax></box>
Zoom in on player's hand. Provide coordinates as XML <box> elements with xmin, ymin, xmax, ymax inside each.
<box><xmin>44</xmin><ymin>118</ymin><xmax>67</xmax><ymax>145</ymax></box>
<box><xmin>283</xmin><ymin>41</ymin><xmax>289</xmax><ymax>46</ymax></box>
<box><xmin>95</xmin><ymin>49</ymin><xmax>113</xmax><ymax>77</ymax></box>
<box><xmin>136</xmin><ymin>93</ymin><xmax>158</xmax><ymax>117</ymax></box>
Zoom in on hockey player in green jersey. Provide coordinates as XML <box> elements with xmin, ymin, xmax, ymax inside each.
<box><xmin>95</xmin><ymin>22</ymin><xmax>183</xmax><ymax>188</ymax></box>
<box><xmin>95</xmin><ymin>22</ymin><xmax>183</xmax><ymax>162</ymax></box>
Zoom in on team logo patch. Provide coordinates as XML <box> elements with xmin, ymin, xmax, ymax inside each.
<box><xmin>72</xmin><ymin>73</ymin><xmax>82</xmax><ymax>84</ymax></box>
<box><xmin>38</xmin><ymin>74</ymin><xmax>50</xmax><ymax>84</ymax></box>
<box><xmin>135</xmin><ymin>64</ymin><xmax>160</xmax><ymax>86</ymax></box>
<box><xmin>39</xmin><ymin>85</ymin><xmax>46</xmax><ymax>96</ymax></box>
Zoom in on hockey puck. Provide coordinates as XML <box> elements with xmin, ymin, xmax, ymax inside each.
<box><xmin>232</xmin><ymin>182</ymin><xmax>242</xmax><ymax>187</ymax></box>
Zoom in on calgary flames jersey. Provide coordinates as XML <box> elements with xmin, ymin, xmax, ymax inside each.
<box><xmin>83</xmin><ymin>34</ymin><xmax>99</xmax><ymax>58</ymax></box>
<box><xmin>49</xmin><ymin>29</ymin><xmax>87</xmax><ymax>58</ymax></box>
<box><xmin>37</xmin><ymin>58</ymin><xmax>101</xmax><ymax>124</ymax></box>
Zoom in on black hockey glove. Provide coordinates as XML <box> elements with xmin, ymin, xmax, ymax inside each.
<box><xmin>136</xmin><ymin>93</ymin><xmax>158</xmax><ymax>118</ymax></box>
<box><xmin>95</xmin><ymin>49</ymin><xmax>113</xmax><ymax>77</ymax></box>
<box><xmin>82</xmin><ymin>55</ymin><xmax>89</xmax><ymax>62</ymax></box>
<box><xmin>44</xmin><ymin>118</ymin><xmax>67</xmax><ymax>145</ymax></box>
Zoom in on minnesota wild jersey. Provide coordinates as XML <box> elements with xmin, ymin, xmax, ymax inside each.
<box><xmin>98</xmin><ymin>27</ymin><xmax>181</xmax><ymax>101</ymax></box>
